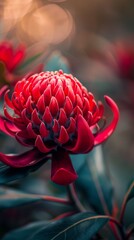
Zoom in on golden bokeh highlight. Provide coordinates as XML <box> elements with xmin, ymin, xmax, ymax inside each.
<box><xmin>47</xmin><ymin>0</ymin><xmax>67</xmax><ymax>2</ymax></box>
<box><xmin>1</xmin><ymin>0</ymin><xmax>33</xmax><ymax>33</ymax></box>
<box><xmin>16</xmin><ymin>4</ymin><xmax>74</xmax><ymax>45</ymax></box>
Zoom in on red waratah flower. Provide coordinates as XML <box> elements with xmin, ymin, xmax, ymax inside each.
<box><xmin>0</xmin><ymin>41</ymin><xmax>25</xmax><ymax>84</ymax></box>
<box><xmin>0</xmin><ymin>70</ymin><xmax>119</xmax><ymax>185</ymax></box>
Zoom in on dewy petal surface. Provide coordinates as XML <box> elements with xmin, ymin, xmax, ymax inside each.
<box><xmin>51</xmin><ymin>149</ymin><xmax>78</xmax><ymax>185</ymax></box>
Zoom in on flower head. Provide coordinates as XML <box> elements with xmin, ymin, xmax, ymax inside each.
<box><xmin>0</xmin><ymin>70</ymin><xmax>119</xmax><ymax>185</ymax></box>
<box><xmin>0</xmin><ymin>41</ymin><xmax>25</xmax><ymax>84</ymax></box>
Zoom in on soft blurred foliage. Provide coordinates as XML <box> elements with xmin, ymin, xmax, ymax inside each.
<box><xmin>0</xmin><ymin>0</ymin><xmax>134</xmax><ymax>239</ymax></box>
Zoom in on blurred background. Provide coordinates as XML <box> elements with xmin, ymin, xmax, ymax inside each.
<box><xmin>0</xmin><ymin>0</ymin><xmax>134</xmax><ymax>236</ymax></box>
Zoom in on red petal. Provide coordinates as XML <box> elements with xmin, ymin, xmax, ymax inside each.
<box><xmin>4</xmin><ymin>107</ymin><xmax>14</xmax><ymax>121</ymax></box>
<box><xmin>0</xmin><ymin>85</ymin><xmax>8</xmax><ymax>98</ymax></box>
<box><xmin>40</xmin><ymin>78</ymin><xmax>49</xmax><ymax>93</ymax></box>
<box><xmin>39</xmin><ymin>122</ymin><xmax>49</xmax><ymax>138</ymax></box>
<box><xmin>37</xmin><ymin>94</ymin><xmax>45</xmax><ymax>113</ymax></box>
<box><xmin>15</xmin><ymin>133</ymin><xmax>34</xmax><ymax>147</ymax></box>
<box><xmin>32</xmin><ymin>83</ymin><xmax>41</xmax><ymax>102</ymax></box>
<box><xmin>17</xmin><ymin>94</ymin><xmax>25</xmax><ymax>109</ymax></box>
<box><xmin>73</xmin><ymin>106</ymin><xmax>83</xmax><ymax>117</ymax></box>
<box><xmin>55</xmin><ymin>86</ymin><xmax>65</xmax><ymax>107</ymax></box>
<box><xmin>52</xmin><ymin>119</ymin><xmax>59</xmax><ymax>134</ymax></box>
<box><xmin>49</xmin><ymin>97</ymin><xmax>59</xmax><ymax>117</ymax></box>
<box><xmin>22</xmin><ymin>81</ymin><xmax>30</xmax><ymax>98</ymax></box>
<box><xmin>17</xmin><ymin>130</ymin><xmax>29</xmax><ymax>138</ymax></box>
<box><xmin>26</xmin><ymin>96</ymin><xmax>33</xmax><ymax>114</ymax></box>
<box><xmin>92</xmin><ymin>102</ymin><xmax>104</xmax><ymax>125</ymax></box>
<box><xmin>43</xmin><ymin>106</ymin><xmax>52</xmax><ymax>124</ymax></box>
<box><xmin>64</xmin><ymin>96</ymin><xmax>73</xmax><ymax>116</ymax></box>
<box><xmin>35</xmin><ymin>135</ymin><xmax>54</xmax><ymax>153</ymax></box>
<box><xmin>27</xmin><ymin>122</ymin><xmax>37</xmax><ymax>138</ymax></box>
<box><xmin>66</xmin><ymin>114</ymin><xmax>94</xmax><ymax>153</ymax></box>
<box><xmin>0</xmin><ymin>148</ymin><xmax>46</xmax><ymax>168</ymax></box>
<box><xmin>83</xmin><ymin>97</ymin><xmax>89</xmax><ymax>114</ymax></box>
<box><xmin>4</xmin><ymin>120</ymin><xmax>18</xmax><ymax>136</ymax></box>
<box><xmin>94</xmin><ymin>96</ymin><xmax>119</xmax><ymax>145</ymax></box>
<box><xmin>21</xmin><ymin>109</ymin><xmax>30</xmax><ymax>124</ymax></box>
<box><xmin>0</xmin><ymin>115</ymin><xmax>17</xmax><ymax>137</ymax></box>
<box><xmin>4</xmin><ymin>90</ymin><xmax>14</xmax><ymax>109</ymax></box>
<box><xmin>32</xmin><ymin>109</ymin><xmax>41</xmax><ymax>125</ymax></box>
<box><xmin>98</xmin><ymin>101</ymin><xmax>104</xmax><ymax>117</ymax></box>
<box><xmin>67</xmin><ymin>117</ymin><xmax>76</xmax><ymax>134</ymax></box>
<box><xmin>75</xmin><ymin>84</ymin><xmax>82</xmax><ymax>97</ymax></box>
<box><xmin>76</xmin><ymin>94</ymin><xmax>83</xmax><ymax>109</ymax></box>
<box><xmin>68</xmin><ymin>87</ymin><xmax>75</xmax><ymax>104</ymax></box>
<box><xmin>87</xmin><ymin>111</ymin><xmax>93</xmax><ymax>126</ymax></box>
<box><xmin>89</xmin><ymin>99</ymin><xmax>97</xmax><ymax>113</ymax></box>
<box><xmin>10</xmin><ymin>45</ymin><xmax>25</xmax><ymax>71</ymax></box>
<box><xmin>58</xmin><ymin>108</ymin><xmax>67</xmax><ymax>126</ymax></box>
<box><xmin>13</xmin><ymin>118</ymin><xmax>26</xmax><ymax>129</ymax></box>
<box><xmin>58</xmin><ymin>126</ymin><xmax>69</xmax><ymax>144</ymax></box>
<box><xmin>51</xmin><ymin>149</ymin><xmax>78</xmax><ymax>185</ymax></box>
<box><xmin>14</xmin><ymin>79</ymin><xmax>25</xmax><ymax>93</ymax></box>
<box><xmin>44</xmin><ymin>84</ymin><xmax>52</xmax><ymax>106</ymax></box>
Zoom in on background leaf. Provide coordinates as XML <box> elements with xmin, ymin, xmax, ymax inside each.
<box><xmin>0</xmin><ymin>160</ymin><xmax>46</xmax><ymax>185</ymax></box>
<box><xmin>125</xmin><ymin>181</ymin><xmax>134</xmax><ymax>202</ymax></box>
<box><xmin>0</xmin><ymin>187</ymin><xmax>72</xmax><ymax>210</ymax></box>
<box><xmin>0</xmin><ymin>187</ymin><xmax>44</xmax><ymax>208</ymax></box>
<box><xmin>71</xmin><ymin>146</ymin><xmax>114</xmax><ymax>215</ymax></box>
<box><xmin>2</xmin><ymin>221</ymin><xmax>48</xmax><ymax>240</ymax></box>
<box><xmin>18</xmin><ymin>53</ymin><xmax>42</xmax><ymax>70</ymax></box>
<box><xmin>45</xmin><ymin>51</ymin><xmax>70</xmax><ymax>73</ymax></box>
<box><xmin>120</xmin><ymin>180</ymin><xmax>134</xmax><ymax>222</ymax></box>
<box><xmin>2</xmin><ymin>212</ymin><xmax>108</xmax><ymax>240</ymax></box>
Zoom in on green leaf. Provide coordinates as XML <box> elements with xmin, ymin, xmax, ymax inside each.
<box><xmin>125</xmin><ymin>181</ymin><xmax>134</xmax><ymax>202</ymax></box>
<box><xmin>0</xmin><ymin>186</ymin><xmax>71</xmax><ymax>210</ymax></box>
<box><xmin>2</xmin><ymin>221</ymin><xmax>48</xmax><ymax>240</ymax></box>
<box><xmin>18</xmin><ymin>53</ymin><xmax>42</xmax><ymax>70</ymax></box>
<box><xmin>0</xmin><ymin>160</ymin><xmax>45</xmax><ymax>184</ymax></box>
<box><xmin>3</xmin><ymin>212</ymin><xmax>108</xmax><ymax>240</ymax></box>
<box><xmin>45</xmin><ymin>51</ymin><xmax>70</xmax><ymax>73</ymax></box>
<box><xmin>120</xmin><ymin>180</ymin><xmax>134</xmax><ymax>222</ymax></box>
<box><xmin>72</xmin><ymin>146</ymin><xmax>113</xmax><ymax>215</ymax></box>
<box><xmin>0</xmin><ymin>187</ymin><xmax>44</xmax><ymax>208</ymax></box>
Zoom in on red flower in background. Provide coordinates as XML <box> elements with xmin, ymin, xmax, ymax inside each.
<box><xmin>0</xmin><ymin>41</ymin><xmax>25</xmax><ymax>84</ymax></box>
<box><xmin>115</xmin><ymin>42</ymin><xmax>134</xmax><ymax>80</ymax></box>
<box><xmin>0</xmin><ymin>70</ymin><xmax>119</xmax><ymax>185</ymax></box>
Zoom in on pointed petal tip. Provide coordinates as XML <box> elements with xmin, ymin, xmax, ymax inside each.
<box><xmin>66</xmin><ymin>114</ymin><xmax>94</xmax><ymax>153</ymax></box>
<box><xmin>104</xmin><ymin>95</ymin><xmax>120</xmax><ymax>121</ymax></box>
<box><xmin>94</xmin><ymin>95</ymin><xmax>119</xmax><ymax>145</ymax></box>
<box><xmin>0</xmin><ymin>85</ymin><xmax>9</xmax><ymax>98</ymax></box>
<box><xmin>51</xmin><ymin>168</ymin><xmax>78</xmax><ymax>185</ymax></box>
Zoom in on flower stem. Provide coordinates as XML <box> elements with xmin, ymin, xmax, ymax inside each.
<box><xmin>53</xmin><ymin>211</ymin><xmax>78</xmax><ymax>221</ymax></box>
<box><xmin>126</xmin><ymin>224</ymin><xmax>134</xmax><ymax>239</ymax></box>
<box><xmin>104</xmin><ymin>216</ymin><xmax>125</xmax><ymax>240</ymax></box>
<box><xmin>109</xmin><ymin>221</ymin><xmax>124</xmax><ymax>240</ymax></box>
<box><xmin>119</xmin><ymin>182</ymin><xmax>134</xmax><ymax>223</ymax></box>
<box><xmin>67</xmin><ymin>183</ymin><xmax>86</xmax><ymax>212</ymax></box>
<box><xmin>42</xmin><ymin>195</ymin><xmax>71</xmax><ymax>205</ymax></box>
